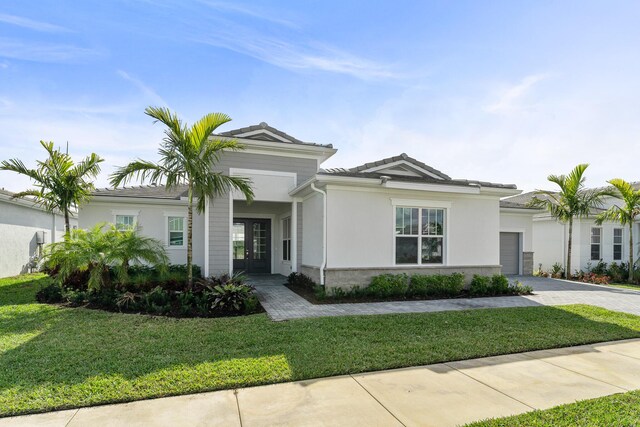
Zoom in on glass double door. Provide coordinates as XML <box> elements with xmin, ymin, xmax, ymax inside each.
<box><xmin>232</xmin><ymin>219</ymin><xmax>271</xmax><ymax>274</ymax></box>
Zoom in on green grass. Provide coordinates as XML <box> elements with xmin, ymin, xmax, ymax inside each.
<box><xmin>467</xmin><ymin>390</ymin><xmax>640</xmax><ymax>426</ymax></box>
<box><xmin>3</xmin><ymin>275</ymin><xmax>640</xmax><ymax>417</ymax></box>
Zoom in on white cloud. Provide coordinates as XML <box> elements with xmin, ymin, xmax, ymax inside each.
<box><xmin>195</xmin><ymin>0</ymin><xmax>299</xmax><ymax>28</ymax></box>
<box><xmin>0</xmin><ymin>38</ymin><xmax>102</xmax><ymax>63</ymax></box>
<box><xmin>117</xmin><ymin>70</ymin><xmax>168</xmax><ymax>107</ymax></box>
<box><xmin>0</xmin><ymin>13</ymin><xmax>71</xmax><ymax>33</ymax></box>
<box><xmin>485</xmin><ymin>74</ymin><xmax>549</xmax><ymax>114</ymax></box>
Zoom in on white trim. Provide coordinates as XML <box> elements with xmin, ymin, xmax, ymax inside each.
<box><xmin>204</xmin><ymin>198</ymin><xmax>210</xmax><ymax>277</ymax></box>
<box><xmin>229</xmin><ymin>167</ymin><xmax>298</xmax><ymax>187</ymax></box>
<box><xmin>93</xmin><ymin>196</ymin><xmax>188</xmax><ymax>205</ymax></box>
<box><xmin>291</xmin><ymin>201</ymin><xmax>298</xmax><ymax>272</ymax></box>
<box><xmin>310</xmin><ymin>182</ymin><xmax>327</xmax><ymax>285</ymax></box>
<box><xmin>228</xmin><ymin>192</ymin><xmax>233</xmax><ymax>274</ymax></box>
<box><xmin>235</xmin><ymin>129</ymin><xmax>292</xmax><ymax>142</ymax></box>
<box><xmin>383</xmin><ymin>180</ymin><xmax>481</xmax><ymax>194</ymax></box>
<box><xmin>392</xmin><ymin>205</ymin><xmax>448</xmax><ymax>267</ymax></box>
<box><xmin>590</xmin><ymin>226</ymin><xmax>603</xmax><ymax>261</ymax></box>
<box><xmin>390</xmin><ymin>198</ymin><xmax>452</xmax><ymax>209</ymax></box>
<box><xmin>363</xmin><ymin>159</ymin><xmax>445</xmax><ymax>180</ymax></box>
<box><xmin>164</xmin><ymin>214</ymin><xmax>186</xmax><ymax>250</ymax></box>
<box><xmin>110</xmin><ymin>209</ymin><xmax>140</xmax><ymax>216</ymax></box>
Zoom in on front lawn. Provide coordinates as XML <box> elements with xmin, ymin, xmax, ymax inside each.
<box><xmin>467</xmin><ymin>390</ymin><xmax>640</xmax><ymax>426</ymax></box>
<box><xmin>3</xmin><ymin>274</ymin><xmax>640</xmax><ymax>417</ymax></box>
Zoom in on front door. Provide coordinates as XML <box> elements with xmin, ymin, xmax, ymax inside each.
<box><xmin>232</xmin><ymin>219</ymin><xmax>271</xmax><ymax>274</ymax></box>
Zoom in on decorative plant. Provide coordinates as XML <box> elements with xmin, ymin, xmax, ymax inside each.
<box><xmin>528</xmin><ymin>164</ymin><xmax>612</xmax><ymax>278</ymax></box>
<box><xmin>596</xmin><ymin>179</ymin><xmax>640</xmax><ymax>284</ymax></box>
<box><xmin>110</xmin><ymin>107</ymin><xmax>255</xmax><ymax>288</ymax></box>
<box><xmin>0</xmin><ymin>141</ymin><xmax>103</xmax><ymax>235</ymax></box>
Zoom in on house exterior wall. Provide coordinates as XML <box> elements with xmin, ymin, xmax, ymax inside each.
<box><xmin>500</xmin><ymin>212</ymin><xmax>533</xmax><ymax>252</ymax></box>
<box><xmin>321</xmin><ymin>186</ymin><xmax>502</xmax><ymax>287</ymax></box>
<box><xmin>302</xmin><ymin>192</ymin><xmax>324</xmax><ymax>269</ymax></box>
<box><xmin>79</xmin><ymin>202</ymin><xmax>205</xmax><ymax>268</ymax></box>
<box><xmin>208</xmin><ymin>151</ymin><xmax>317</xmax><ymax>275</ymax></box>
<box><xmin>0</xmin><ymin>200</ymin><xmax>69</xmax><ymax>278</ymax></box>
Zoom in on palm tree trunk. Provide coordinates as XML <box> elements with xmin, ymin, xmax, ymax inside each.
<box><xmin>566</xmin><ymin>218</ymin><xmax>573</xmax><ymax>279</ymax></box>
<box><xmin>64</xmin><ymin>208</ymin><xmax>71</xmax><ymax>238</ymax></box>
<box><xmin>187</xmin><ymin>183</ymin><xmax>194</xmax><ymax>288</ymax></box>
<box><xmin>629</xmin><ymin>223</ymin><xmax>635</xmax><ymax>284</ymax></box>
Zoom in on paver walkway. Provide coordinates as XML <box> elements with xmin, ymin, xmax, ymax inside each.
<box><xmin>248</xmin><ymin>275</ymin><xmax>640</xmax><ymax>321</ymax></box>
<box><xmin>5</xmin><ymin>338</ymin><xmax>640</xmax><ymax>427</ymax></box>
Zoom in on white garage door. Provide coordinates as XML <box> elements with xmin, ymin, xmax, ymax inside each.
<box><xmin>500</xmin><ymin>232</ymin><xmax>520</xmax><ymax>275</ymax></box>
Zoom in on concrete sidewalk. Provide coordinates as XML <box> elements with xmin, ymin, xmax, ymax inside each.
<box><xmin>4</xmin><ymin>339</ymin><xmax>640</xmax><ymax>427</ymax></box>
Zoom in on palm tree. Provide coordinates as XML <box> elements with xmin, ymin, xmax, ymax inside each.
<box><xmin>109</xmin><ymin>107</ymin><xmax>254</xmax><ymax>287</ymax></box>
<box><xmin>108</xmin><ymin>225</ymin><xmax>169</xmax><ymax>283</ymax></box>
<box><xmin>45</xmin><ymin>223</ymin><xmax>168</xmax><ymax>290</ymax></box>
<box><xmin>596</xmin><ymin>179</ymin><xmax>640</xmax><ymax>283</ymax></box>
<box><xmin>0</xmin><ymin>141</ymin><xmax>103</xmax><ymax>234</ymax></box>
<box><xmin>528</xmin><ymin>164</ymin><xmax>612</xmax><ymax>278</ymax></box>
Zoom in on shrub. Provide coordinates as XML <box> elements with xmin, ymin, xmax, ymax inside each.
<box><xmin>491</xmin><ymin>274</ymin><xmax>510</xmax><ymax>294</ymax></box>
<box><xmin>206</xmin><ymin>283</ymin><xmax>256</xmax><ymax>315</ymax></box>
<box><xmin>470</xmin><ymin>275</ymin><xmax>491</xmax><ymax>296</ymax></box>
<box><xmin>607</xmin><ymin>262</ymin><xmax>628</xmax><ymax>283</ymax></box>
<box><xmin>368</xmin><ymin>274</ymin><xmax>409</xmax><ymax>297</ymax></box>
<box><xmin>116</xmin><ymin>291</ymin><xmax>139</xmax><ymax>311</ymax></box>
<box><xmin>550</xmin><ymin>262</ymin><xmax>564</xmax><ymax>278</ymax></box>
<box><xmin>591</xmin><ymin>260</ymin><xmax>608</xmax><ymax>275</ymax></box>
<box><xmin>287</xmin><ymin>272</ymin><xmax>316</xmax><ymax>289</ymax></box>
<box><xmin>409</xmin><ymin>274</ymin><xmax>464</xmax><ymax>297</ymax></box>
<box><xmin>36</xmin><ymin>283</ymin><xmax>63</xmax><ymax>303</ymax></box>
<box><xmin>62</xmin><ymin>288</ymin><xmax>88</xmax><ymax>305</ymax></box>
<box><xmin>508</xmin><ymin>280</ymin><xmax>533</xmax><ymax>295</ymax></box>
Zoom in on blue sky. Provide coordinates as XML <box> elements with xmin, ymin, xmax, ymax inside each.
<box><xmin>0</xmin><ymin>0</ymin><xmax>639</xmax><ymax>193</ymax></box>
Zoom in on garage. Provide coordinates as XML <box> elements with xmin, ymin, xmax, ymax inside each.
<box><xmin>500</xmin><ymin>232</ymin><xmax>520</xmax><ymax>275</ymax></box>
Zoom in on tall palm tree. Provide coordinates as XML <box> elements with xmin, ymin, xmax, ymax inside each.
<box><xmin>109</xmin><ymin>107</ymin><xmax>254</xmax><ymax>287</ymax></box>
<box><xmin>596</xmin><ymin>179</ymin><xmax>640</xmax><ymax>283</ymax></box>
<box><xmin>528</xmin><ymin>164</ymin><xmax>611</xmax><ymax>278</ymax></box>
<box><xmin>1</xmin><ymin>141</ymin><xmax>103</xmax><ymax>235</ymax></box>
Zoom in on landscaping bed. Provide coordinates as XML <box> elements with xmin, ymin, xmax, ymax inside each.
<box><xmin>286</xmin><ymin>272</ymin><xmax>533</xmax><ymax>304</ymax></box>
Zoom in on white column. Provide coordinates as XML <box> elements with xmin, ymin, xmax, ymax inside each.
<box><xmin>291</xmin><ymin>199</ymin><xmax>298</xmax><ymax>273</ymax></box>
<box><xmin>228</xmin><ymin>193</ymin><xmax>234</xmax><ymax>275</ymax></box>
<box><xmin>204</xmin><ymin>198</ymin><xmax>210</xmax><ymax>277</ymax></box>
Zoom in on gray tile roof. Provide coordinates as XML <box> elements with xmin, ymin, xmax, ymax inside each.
<box><xmin>92</xmin><ymin>184</ymin><xmax>188</xmax><ymax>199</ymax></box>
<box><xmin>321</xmin><ymin>153</ymin><xmax>517</xmax><ymax>190</ymax></box>
<box><xmin>218</xmin><ymin>122</ymin><xmax>333</xmax><ymax>149</ymax></box>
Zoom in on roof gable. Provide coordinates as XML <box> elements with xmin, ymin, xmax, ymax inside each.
<box><xmin>218</xmin><ymin>122</ymin><xmax>333</xmax><ymax>148</ymax></box>
<box><xmin>350</xmin><ymin>153</ymin><xmax>451</xmax><ymax>180</ymax></box>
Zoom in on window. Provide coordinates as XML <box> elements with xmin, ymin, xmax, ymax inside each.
<box><xmin>613</xmin><ymin>228</ymin><xmax>623</xmax><ymax>261</ymax></box>
<box><xmin>590</xmin><ymin>227</ymin><xmax>601</xmax><ymax>260</ymax></box>
<box><xmin>282</xmin><ymin>217</ymin><xmax>291</xmax><ymax>261</ymax></box>
<box><xmin>115</xmin><ymin>215</ymin><xmax>135</xmax><ymax>230</ymax></box>
<box><xmin>168</xmin><ymin>216</ymin><xmax>184</xmax><ymax>246</ymax></box>
<box><xmin>395</xmin><ymin>207</ymin><xmax>444</xmax><ymax>264</ymax></box>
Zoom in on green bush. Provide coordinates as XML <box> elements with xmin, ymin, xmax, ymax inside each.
<box><xmin>491</xmin><ymin>274</ymin><xmax>510</xmax><ymax>294</ymax></box>
<box><xmin>287</xmin><ymin>272</ymin><xmax>316</xmax><ymax>289</ymax></box>
<box><xmin>35</xmin><ymin>283</ymin><xmax>63</xmax><ymax>303</ymax></box>
<box><xmin>368</xmin><ymin>274</ymin><xmax>409</xmax><ymax>297</ymax></box>
<box><xmin>470</xmin><ymin>275</ymin><xmax>492</xmax><ymax>296</ymax></box>
<box><xmin>409</xmin><ymin>273</ymin><xmax>465</xmax><ymax>297</ymax></box>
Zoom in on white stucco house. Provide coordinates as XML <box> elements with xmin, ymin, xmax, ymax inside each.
<box><xmin>79</xmin><ymin>122</ymin><xmax>531</xmax><ymax>288</ymax></box>
<box><xmin>0</xmin><ymin>189</ymin><xmax>74</xmax><ymax>278</ymax></box>
<box><xmin>502</xmin><ymin>187</ymin><xmax>640</xmax><ymax>275</ymax></box>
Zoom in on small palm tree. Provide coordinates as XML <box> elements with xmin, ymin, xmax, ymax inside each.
<box><xmin>45</xmin><ymin>223</ymin><xmax>168</xmax><ymax>290</ymax></box>
<box><xmin>0</xmin><ymin>141</ymin><xmax>103</xmax><ymax>234</ymax></box>
<box><xmin>109</xmin><ymin>107</ymin><xmax>255</xmax><ymax>287</ymax></box>
<box><xmin>109</xmin><ymin>225</ymin><xmax>169</xmax><ymax>283</ymax></box>
<box><xmin>528</xmin><ymin>164</ymin><xmax>612</xmax><ymax>278</ymax></box>
<box><xmin>596</xmin><ymin>179</ymin><xmax>640</xmax><ymax>283</ymax></box>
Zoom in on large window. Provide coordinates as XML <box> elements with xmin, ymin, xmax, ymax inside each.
<box><xmin>395</xmin><ymin>207</ymin><xmax>444</xmax><ymax>264</ymax></box>
<box><xmin>613</xmin><ymin>228</ymin><xmax>623</xmax><ymax>261</ymax></box>
<box><xmin>590</xmin><ymin>227</ymin><xmax>601</xmax><ymax>260</ymax></box>
<box><xmin>115</xmin><ymin>215</ymin><xmax>135</xmax><ymax>231</ymax></box>
<box><xmin>282</xmin><ymin>217</ymin><xmax>291</xmax><ymax>261</ymax></box>
<box><xmin>168</xmin><ymin>216</ymin><xmax>185</xmax><ymax>247</ymax></box>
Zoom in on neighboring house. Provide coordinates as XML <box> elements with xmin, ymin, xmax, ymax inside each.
<box><xmin>80</xmin><ymin>122</ymin><xmax>526</xmax><ymax>288</ymax></box>
<box><xmin>502</xmin><ymin>186</ymin><xmax>640</xmax><ymax>274</ymax></box>
<box><xmin>0</xmin><ymin>189</ymin><xmax>74</xmax><ymax>278</ymax></box>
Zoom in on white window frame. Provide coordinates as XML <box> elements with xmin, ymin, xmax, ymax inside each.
<box><xmin>393</xmin><ymin>205</ymin><xmax>447</xmax><ymax>266</ymax></box>
<box><xmin>590</xmin><ymin>227</ymin><xmax>602</xmax><ymax>261</ymax></box>
<box><xmin>111</xmin><ymin>209</ymin><xmax>139</xmax><ymax>230</ymax></box>
<box><xmin>282</xmin><ymin>216</ymin><xmax>291</xmax><ymax>262</ymax></box>
<box><xmin>613</xmin><ymin>228</ymin><xmax>623</xmax><ymax>261</ymax></box>
<box><xmin>164</xmin><ymin>211</ymin><xmax>186</xmax><ymax>249</ymax></box>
